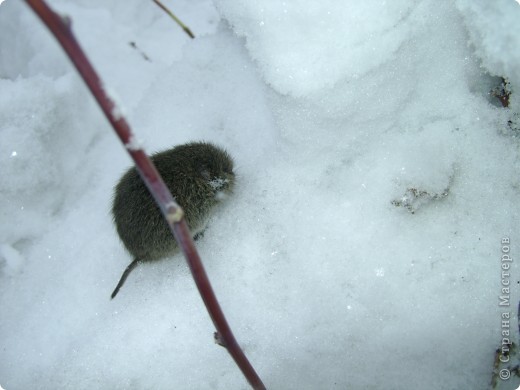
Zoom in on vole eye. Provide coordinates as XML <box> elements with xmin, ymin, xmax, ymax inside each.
<box><xmin>223</xmin><ymin>164</ymin><xmax>233</xmax><ymax>175</ymax></box>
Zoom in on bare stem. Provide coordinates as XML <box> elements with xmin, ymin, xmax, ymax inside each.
<box><xmin>24</xmin><ymin>1</ymin><xmax>265</xmax><ymax>389</ymax></box>
<box><xmin>152</xmin><ymin>0</ymin><xmax>195</xmax><ymax>39</ymax></box>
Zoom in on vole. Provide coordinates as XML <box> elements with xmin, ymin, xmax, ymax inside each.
<box><xmin>110</xmin><ymin>141</ymin><xmax>235</xmax><ymax>299</ymax></box>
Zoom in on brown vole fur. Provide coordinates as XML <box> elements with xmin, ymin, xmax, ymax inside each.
<box><xmin>111</xmin><ymin>141</ymin><xmax>235</xmax><ymax>299</ymax></box>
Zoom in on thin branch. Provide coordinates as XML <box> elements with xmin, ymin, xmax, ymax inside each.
<box><xmin>152</xmin><ymin>0</ymin><xmax>195</xmax><ymax>39</ymax></box>
<box><xmin>24</xmin><ymin>1</ymin><xmax>265</xmax><ymax>389</ymax></box>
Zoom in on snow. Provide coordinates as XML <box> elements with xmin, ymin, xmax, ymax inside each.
<box><xmin>456</xmin><ymin>0</ymin><xmax>520</xmax><ymax>90</ymax></box>
<box><xmin>1</xmin><ymin>0</ymin><xmax>520</xmax><ymax>389</ymax></box>
<box><xmin>124</xmin><ymin>135</ymin><xmax>143</xmax><ymax>151</ymax></box>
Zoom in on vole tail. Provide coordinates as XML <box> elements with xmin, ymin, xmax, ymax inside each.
<box><xmin>111</xmin><ymin>258</ymin><xmax>140</xmax><ymax>299</ymax></box>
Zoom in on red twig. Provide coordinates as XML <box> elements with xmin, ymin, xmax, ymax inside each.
<box><xmin>24</xmin><ymin>1</ymin><xmax>266</xmax><ymax>389</ymax></box>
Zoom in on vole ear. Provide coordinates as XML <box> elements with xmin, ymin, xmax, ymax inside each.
<box><xmin>199</xmin><ymin>166</ymin><xmax>211</xmax><ymax>180</ymax></box>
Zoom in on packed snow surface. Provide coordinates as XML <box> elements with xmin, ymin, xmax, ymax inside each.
<box><xmin>1</xmin><ymin>0</ymin><xmax>520</xmax><ymax>389</ymax></box>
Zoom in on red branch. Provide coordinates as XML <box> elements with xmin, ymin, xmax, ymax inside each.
<box><xmin>24</xmin><ymin>1</ymin><xmax>266</xmax><ymax>389</ymax></box>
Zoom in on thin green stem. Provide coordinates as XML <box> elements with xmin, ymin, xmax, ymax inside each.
<box><xmin>152</xmin><ymin>0</ymin><xmax>195</xmax><ymax>39</ymax></box>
